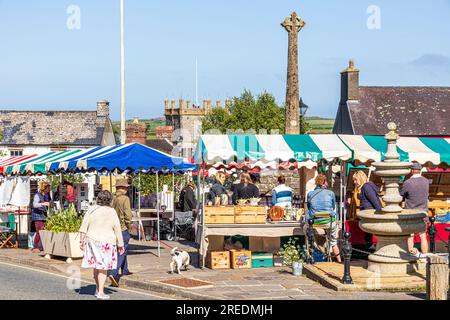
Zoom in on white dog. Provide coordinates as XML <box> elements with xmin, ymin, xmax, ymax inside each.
<box><xmin>169</xmin><ymin>247</ymin><xmax>190</xmax><ymax>274</ymax></box>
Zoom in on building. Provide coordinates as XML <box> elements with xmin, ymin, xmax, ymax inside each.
<box><xmin>0</xmin><ymin>100</ymin><xmax>116</xmax><ymax>156</ymax></box>
<box><xmin>125</xmin><ymin>117</ymin><xmax>174</xmax><ymax>155</ymax></box>
<box><xmin>333</xmin><ymin>60</ymin><xmax>450</xmax><ymax>136</ymax></box>
<box><xmin>164</xmin><ymin>98</ymin><xmax>230</xmax><ymax>158</ymax></box>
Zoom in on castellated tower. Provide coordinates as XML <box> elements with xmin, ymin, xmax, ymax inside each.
<box><xmin>164</xmin><ymin>98</ymin><xmax>230</xmax><ymax>158</ymax></box>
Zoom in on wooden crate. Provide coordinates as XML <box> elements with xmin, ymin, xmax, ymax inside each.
<box><xmin>206</xmin><ymin>251</ymin><xmax>230</xmax><ymax>270</ymax></box>
<box><xmin>230</xmin><ymin>250</ymin><xmax>252</xmax><ymax>269</ymax></box>
<box><xmin>204</xmin><ymin>206</ymin><xmax>235</xmax><ymax>224</ymax></box>
<box><xmin>234</xmin><ymin>206</ymin><xmax>267</xmax><ymax>224</ymax></box>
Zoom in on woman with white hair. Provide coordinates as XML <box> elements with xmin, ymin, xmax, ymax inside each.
<box><xmin>79</xmin><ymin>190</ymin><xmax>124</xmax><ymax>300</ymax></box>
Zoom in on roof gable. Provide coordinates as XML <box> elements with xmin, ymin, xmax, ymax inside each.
<box><xmin>348</xmin><ymin>86</ymin><xmax>450</xmax><ymax>136</ymax></box>
<box><xmin>0</xmin><ymin>110</ymin><xmax>109</xmax><ymax>146</ymax></box>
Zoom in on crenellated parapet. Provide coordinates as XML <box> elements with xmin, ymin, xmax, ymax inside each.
<box><xmin>164</xmin><ymin>98</ymin><xmax>231</xmax><ymax>116</ymax></box>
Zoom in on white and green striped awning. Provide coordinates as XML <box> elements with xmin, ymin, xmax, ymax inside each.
<box><xmin>194</xmin><ymin>134</ymin><xmax>353</xmax><ymax>166</ymax></box>
<box><xmin>194</xmin><ymin>134</ymin><xmax>450</xmax><ymax>167</ymax></box>
<box><xmin>339</xmin><ymin>135</ymin><xmax>450</xmax><ymax>165</ymax></box>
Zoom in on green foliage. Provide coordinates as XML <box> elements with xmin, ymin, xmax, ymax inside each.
<box><xmin>132</xmin><ymin>174</ymin><xmax>185</xmax><ymax>197</ymax></box>
<box><xmin>0</xmin><ymin>127</ymin><xmax>3</xmax><ymax>142</ymax></box>
<box><xmin>202</xmin><ymin>90</ymin><xmax>286</xmax><ymax>134</ymax></box>
<box><xmin>45</xmin><ymin>204</ymin><xmax>82</xmax><ymax>233</ymax></box>
<box><xmin>279</xmin><ymin>238</ymin><xmax>306</xmax><ymax>266</ymax></box>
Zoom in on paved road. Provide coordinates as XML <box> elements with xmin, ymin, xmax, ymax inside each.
<box><xmin>0</xmin><ymin>261</ymin><xmax>170</xmax><ymax>300</ymax></box>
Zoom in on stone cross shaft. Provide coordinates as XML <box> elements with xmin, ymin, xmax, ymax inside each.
<box><xmin>281</xmin><ymin>12</ymin><xmax>305</xmax><ymax>135</ymax></box>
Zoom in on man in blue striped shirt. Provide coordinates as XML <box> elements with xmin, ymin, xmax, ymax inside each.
<box><xmin>271</xmin><ymin>176</ymin><xmax>293</xmax><ymax>209</ymax></box>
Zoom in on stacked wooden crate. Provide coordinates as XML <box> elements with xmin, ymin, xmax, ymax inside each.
<box><xmin>234</xmin><ymin>206</ymin><xmax>267</xmax><ymax>224</ymax></box>
<box><xmin>204</xmin><ymin>206</ymin><xmax>267</xmax><ymax>224</ymax></box>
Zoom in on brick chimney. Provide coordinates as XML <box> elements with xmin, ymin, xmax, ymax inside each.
<box><xmin>341</xmin><ymin>59</ymin><xmax>360</xmax><ymax>102</ymax></box>
<box><xmin>96</xmin><ymin>100</ymin><xmax>110</xmax><ymax>117</ymax></box>
<box><xmin>125</xmin><ymin>117</ymin><xmax>147</xmax><ymax>144</ymax></box>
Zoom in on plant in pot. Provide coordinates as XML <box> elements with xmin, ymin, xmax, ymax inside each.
<box><xmin>278</xmin><ymin>238</ymin><xmax>306</xmax><ymax>275</ymax></box>
<box><xmin>40</xmin><ymin>204</ymin><xmax>83</xmax><ymax>263</ymax></box>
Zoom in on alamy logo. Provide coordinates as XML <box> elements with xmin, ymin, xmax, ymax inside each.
<box><xmin>66</xmin><ymin>5</ymin><xmax>81</xmax><ymax>30</ymax></box>
<box><xmin>367</xmin><ymin>5</ymin><xmax>381</xmax><ymax>30</ymax></box>
<box><xmin>66</xmin><ymin>265</ymin><xmax>81</xmax><ymax>290</ymax></box>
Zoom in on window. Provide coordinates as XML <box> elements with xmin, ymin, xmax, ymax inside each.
<box><xmin>10</xmin><ymin>150</ymin><xmax>23</xmax><ymax>156</ymax></box>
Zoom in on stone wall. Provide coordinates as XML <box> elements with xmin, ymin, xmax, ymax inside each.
<box><xmin>257</xmin><ymin>170</ymin><xmax>301</xmax><ymax>195</ymax></box>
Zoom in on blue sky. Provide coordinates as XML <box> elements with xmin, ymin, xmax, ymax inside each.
<box><xmin>0</xmin><ymin>0</ymin><xmax>449</xmax><ymax>120</ymax></box>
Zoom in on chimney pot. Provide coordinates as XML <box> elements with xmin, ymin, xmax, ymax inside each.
<box><xmin>96</xmin><ymin>100</ymin><xmax>110</xmax><ymax>117</ymax></box>
<box><xmin>171</xmin><ymin>99</ymin><xmax>175</xmax><ymax>110</ymax></box>
<box><xmin>164</xmin><ymin>99</ymin><xmax>169</xmax><ymax>109</ymax></box>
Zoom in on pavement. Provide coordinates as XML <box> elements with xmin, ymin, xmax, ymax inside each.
<box><xmin>0</xmin><ymin>239</ymin><xmax>426</xmax><ymax>300</ymax></box>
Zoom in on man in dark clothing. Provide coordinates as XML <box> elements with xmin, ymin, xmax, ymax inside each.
<box><xmin>179</xmin><ymin>182</ymin><xmax>197</xmax><ymax>213</ymax></box>
<box><xmin>401</xmin><ymin>163</ymin><xmax>430</xmax><ymax>255</ymax></box>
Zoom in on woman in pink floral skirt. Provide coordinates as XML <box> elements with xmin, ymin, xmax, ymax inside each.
<box><xmin>79</xmin><ymin>190</ymin><xmax>124</xmax><ymax>300</ymax></box>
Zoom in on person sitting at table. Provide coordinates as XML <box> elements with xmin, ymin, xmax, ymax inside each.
<box><xmin>231</xmin><ymin>173</ymin><xmax>244</xmax><ymax>205</ymax></box>
<box><xmin>306</xmin><ymin>174</ymin><xmax>341</xmax><ymax>263</ymax></box>
<box><xmin>271</xmin><ymin>175</ymin><xmax>293</xmax><ymax>209</ymax></box>
<box><xmin>235</xmin><ymin>173</ymin><xmax>260</xmax><ymax>202</ymax></box>
<box><xmin>31</xmin><ymin>181</ymin><xmax>51</xmax><ymax>253</ymax></box>
<box><xmin>208</xmin><ymin>172</ymin><xmax>228</xmax><ymax>205</ymax></box>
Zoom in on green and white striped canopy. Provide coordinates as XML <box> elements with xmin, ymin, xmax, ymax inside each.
<box><xmin>339</xmin><ymin>135</ymin><xmax>450</xmax><ymax>165</ymax></box>
<box><xmin>194</xmin><ymin>134</ymin><xmax>352</xmax><ymax>167</ymax></box>
<box><xmin>194</xmin><ymin>134</ymin><xmax>450</xmax><ymax>167</ymax></box>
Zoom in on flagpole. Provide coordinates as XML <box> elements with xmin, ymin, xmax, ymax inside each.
<box><xmin>195</xmin><ymin>58</ymin><xmax>198</xmax><ymax>107</ymax></box>
<box><xmin>120</xmin><ymin>0</ymin><xmax>126</xmax><ymax>144</ymax></box>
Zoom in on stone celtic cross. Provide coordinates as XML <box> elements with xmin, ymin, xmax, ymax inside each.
<box><xmin>281</xmin><ymin>12</ymin><xmax>305</xmax><ymax>134</ymax></box>
<box><xmin>281</xmin><ymin>12</ymin><xmax>305</xmax><ymax>33</ymax></box>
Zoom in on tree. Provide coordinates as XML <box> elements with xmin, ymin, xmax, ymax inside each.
<box><xmin>201</xmin><ymin>90</ymin><xmax>310</xmax><ymax>134</ymax></box>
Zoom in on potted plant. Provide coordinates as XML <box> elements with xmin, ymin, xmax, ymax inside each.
<box><xmin>39</xmin><ymin>204</ymin><xmax>83</xmax><ymax>263</ymax></box>
<box><xmin>278</xmin><ymin>238</ymin><xmax>306</xmax><ymax>275</ymax></box>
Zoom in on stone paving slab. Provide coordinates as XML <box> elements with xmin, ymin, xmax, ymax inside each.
<box><xmin>303</xmin><ymin>261</ymin><xmax>432</xmax><ymax>292</ymax></box>
<box><xmin>0</xmin><ymin>239</ymin><xmax>425</xmax><ymax>300</ymax></box>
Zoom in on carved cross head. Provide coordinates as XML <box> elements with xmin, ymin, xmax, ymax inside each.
<box><xmin>281</xmin><ymin>11</ymin><xmax>305</xmax><ymax>33</ymax></box>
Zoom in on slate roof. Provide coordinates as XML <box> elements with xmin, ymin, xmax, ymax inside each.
<box><xmin>334</xmin><ymin>86</ymin><xmax>450</xmax><ymax>136</ymax></box>
<box><xmin>0</xmin><ymin>110</ymin><xmax>111</xmax><ymax>146</ymax></box>
<box><xmin>145</xmin><ymin>139</ymin><xmax>174</xmax><ymax>154</ymax></box>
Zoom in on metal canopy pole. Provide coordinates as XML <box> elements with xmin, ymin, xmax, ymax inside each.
<box><xmin>138</xmin><ymin>172</ymin><xmax>142</xmax><ymax>241</ymax></box>
<box><xmin>172</xmin><ymin>172</ymin><xmax>176</xmax><ymax>240</ymax></box>
<box><xmin>59</xmin><ymin>172</ymin><xmax>63</xmax><ymax>209</ymax></box>
<box><xmin>156</xmin><ymin>171</ymin><xmax>161</xmax><ymax>257</ymax></box>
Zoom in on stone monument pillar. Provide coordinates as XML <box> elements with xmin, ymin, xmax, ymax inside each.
<box><xmin>281</xmin><ymin>11</ymin><xmax>305</xmax><ymax>134</ymax></box>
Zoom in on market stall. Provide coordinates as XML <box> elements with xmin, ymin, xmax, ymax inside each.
<box><xmin>338</xmin><ymin>135</ymin><xmax>450</xmax><ymax>247</ymax></box>
<box><xmin>47</xmin><ymin>143</ymin><xmax>196</xmax><ymax>257</ymax></box>
<box><xmin>194</xmin><ymin>134</ymin><xmax>353</xmax><ymax>268</ymax></box>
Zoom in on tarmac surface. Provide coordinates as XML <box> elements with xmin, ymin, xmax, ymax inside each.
<box><xmin>0</xmin><ymin>261</ymin><xmax>168</xmax><ymax>300</ymax></box>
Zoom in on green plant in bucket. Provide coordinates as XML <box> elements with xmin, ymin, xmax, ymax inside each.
<box><xmin>45</xmin><ymin>204</ymin><xmax>82</xmax><ymax>233</ymax></box>
<box><xmin>279</xmin><ymin>238</ymin><xmax>306</xmax><ymax>267</ymax></box>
